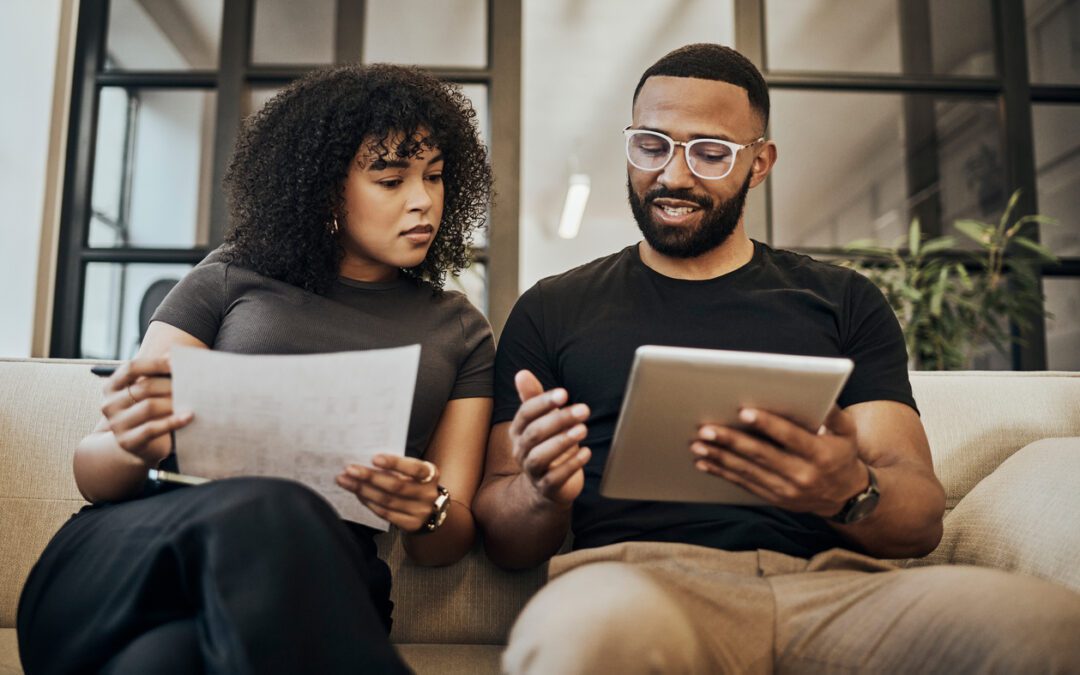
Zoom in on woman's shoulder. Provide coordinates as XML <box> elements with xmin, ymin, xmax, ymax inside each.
<box><xmin>429</xmin><ymin>286</ymin><xmax>489</xmax><ymax>330</ymax></box>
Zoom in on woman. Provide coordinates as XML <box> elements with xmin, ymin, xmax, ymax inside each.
<box><xmin>17</xmin><ymin>64</ymin><xmax>493</xmax><ymax>674</ymax></box>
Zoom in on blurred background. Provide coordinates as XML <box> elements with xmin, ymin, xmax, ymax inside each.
<box><xmin>1</xmin><ymin>0</ymin><xmax>1077</xmax><ymax>369</ymax></box>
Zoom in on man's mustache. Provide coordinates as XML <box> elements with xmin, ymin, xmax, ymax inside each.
<box><xmin>644</xmin><ymin>186</ymin><xmax>713</xmax><ymax>210</ymax></box>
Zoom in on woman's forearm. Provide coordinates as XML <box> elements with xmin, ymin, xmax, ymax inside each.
<box><xmin>73</xmin><ymin>429</ymin><xmax>154</xmax><ymax>503</ymax></box>
<box><xmin>401</xmin><ymin>499</ymin><xmax>477</xmax><ymax>567</ymax></box>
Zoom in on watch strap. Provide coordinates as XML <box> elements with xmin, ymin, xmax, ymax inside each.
<box><xmin>830</xmin><ymin>465</ymin><xmax>880</xmax><ymax>525</ymax></box>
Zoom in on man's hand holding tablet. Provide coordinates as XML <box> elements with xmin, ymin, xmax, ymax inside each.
<box><xmin>600</xmin><ymin>346</ymin><xmax>860</xmax><ymax>513</ymax></box>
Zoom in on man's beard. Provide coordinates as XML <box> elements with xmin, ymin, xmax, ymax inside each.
<box><xmin>626</xmin><ymin>173</ymin><xmax>752</xmax><ymax>259</ymax></box>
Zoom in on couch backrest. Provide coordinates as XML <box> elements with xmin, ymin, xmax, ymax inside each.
<box><xmin>2</xmin><ymin>360</ymin><xmax>1079</xmax><ymax>637</ymax></box>
<box><xmin>910</xmin><ymin>371</ymin><xmax>1080</xmax><ymax>510</ymax></box>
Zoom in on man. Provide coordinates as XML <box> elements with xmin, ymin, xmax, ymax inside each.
<box><xmin>473</xmin><ymin>44</ymin><xmax>1080</xmax><ymax>673</ymax></box>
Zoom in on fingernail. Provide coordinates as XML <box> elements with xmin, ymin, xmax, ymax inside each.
<box><xmin>699</xmin><ymin>426</ymin><xmax>716</xmax><ymax>441</ymax></box>
<box><xmin>691</xmin><ymin>444</ymin><xmax>708</xmax><ymax>457</ymax></box>
<box><xmin>695</xmin><ymin>460</ymin><xmax>710</xmax><ymax>472</ymax></box>
<box><xmin>346</xmin><ymin>465</ymin><xmax>365</xmax><ymax>478</ymax></box>
<box><xmin>740</xmin><ymin>409</ymin><xmax>757</xmax><ymax>424</ymax></box>
<box><xmin>551</xmin><ymin>389</ymin><xmax>568</xmax><ymax>405</ymax></box>
<box><xmin>372</xmin><ymin>455</ymin><xmax>388</xmax><ymax>467</ymax></box>
<box><xmin>577</xmin><ymin>448</ymin><xmax>590</xmax><ymax>461</ymax></box>
<box><xmin>571</xmin><ymin>404</ymin><xmax>589</xmax><ymax>418</ymax></box>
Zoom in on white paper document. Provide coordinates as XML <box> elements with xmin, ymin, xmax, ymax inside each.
<box><xmin>171</xmin><ymin>345</ymin><xmax>421</xmax><ymax>530</ymax></box>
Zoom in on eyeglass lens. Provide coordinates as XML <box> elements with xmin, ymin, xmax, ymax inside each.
<box><xmin>626</xmin><ymin>132</ymin><xmax>736</xmax><ymax>179</ymax></box>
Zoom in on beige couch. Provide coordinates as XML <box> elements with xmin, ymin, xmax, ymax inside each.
<box><xmin>2</xmin><ymin>358</ymin><xmax>1079</xmax><ymax>674</ymax></box>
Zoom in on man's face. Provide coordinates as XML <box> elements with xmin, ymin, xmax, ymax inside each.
<box><xmin>626</xmin><ymin>76</ymin><xmax>765</xmax><ymax>258</ymax></box>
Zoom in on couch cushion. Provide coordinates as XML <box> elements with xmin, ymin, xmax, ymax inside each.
<box><xmin>913</xmin><ymin>437</ymin><xmax>1080</xmax><ymax>592</ymax></box>
<box><xmin>0</xmin><ymin>628</ymin><xmax>20</xmax><ymax>674</ymax></box>
<box><xmin>911</xmin><ymin>372</ymin><xmax>1080</xmax><ymax>509</ymax></box>
<box><xmin>0</xmin><ymin>360</ymin><xmax>98</xmax><ymax>628</ymax></box>
<box><xmin>397</xmin><ymin>643</ymin><xmax>502</xmax><ymax>674</ymax></box>
<box><xmin>378</xmin><ymin>530</ymin><xmax>546</xmax><ymax>645</ymax></box>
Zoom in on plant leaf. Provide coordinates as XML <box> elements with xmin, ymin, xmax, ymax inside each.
<box><xmin>1012</xmin><ymin>237</ymin><xmax>1059</xmax><ymax>262</ymax></box>
<box><xmin>930</xmin><ymin>266</ymin><xmax>949</xmax><ymax>317</ymax></box>
<box><xmin>919</xmin><ymin>237</ymin><xmax>957</xmax><ymax>255</ymax></box>
<box><xmin>954</xmin><ymin>219</ymin><xmax>991</xmax><ymax>246</ymax></box>
<box><xmin>908</xmin><ymin>219</ymin><xmax>921</xmax><ymax>257</ymax></box>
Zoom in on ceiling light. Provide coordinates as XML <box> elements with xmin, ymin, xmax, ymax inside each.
<box><xmin>557</xmin><ymin>173</ymin><xmax>591</xmax><ymax>239</ymax></box>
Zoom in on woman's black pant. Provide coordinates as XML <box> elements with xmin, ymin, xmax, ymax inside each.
<box><xmin>17</xmin><ymin>477</ymin><xmax>411</xmax><ymax>674</ymax></box>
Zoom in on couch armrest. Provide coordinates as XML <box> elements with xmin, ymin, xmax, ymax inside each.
<box><xmin>909</xmin><ymin>437</ymin><xmax>1080</xmax><ymax>593</ymax></box>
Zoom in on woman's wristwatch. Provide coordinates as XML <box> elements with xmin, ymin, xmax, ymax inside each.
<box><xmin>416</xmin><ymin>485</ymin><xmax>450</xmax><ymax>534</ymax></box>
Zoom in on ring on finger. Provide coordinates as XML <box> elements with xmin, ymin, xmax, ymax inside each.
<box><xmin>127</xmin><ymin>386</ymin><xmax>139</xmax><ymax>405</ymax></box>
<box><xmin>419</xmin><ymin>460</ymin><xmax>437</xmax><ymax>484</ymax></box>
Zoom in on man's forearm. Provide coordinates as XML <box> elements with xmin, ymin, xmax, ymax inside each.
<box><xmin>473</xmin><ymin>472</ymin><xmax>572</xmax><ymax>570</ymax></box>
<box><xmin>833</xmin><ymin>460</ymin><xmax>945</xmax><ymax>559</ymax></box>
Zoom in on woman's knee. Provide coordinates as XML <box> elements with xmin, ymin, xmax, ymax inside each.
<box><xmin>191</xmin><ymin>478</ymin><xmax>338</xmax><ymax>534</ymax></box>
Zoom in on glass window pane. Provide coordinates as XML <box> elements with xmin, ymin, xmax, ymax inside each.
<box><xmin>460</xmin><ymin>84</ymin><xmax>489</xmax><ymax>249</ymax></box>
<box><xmin>105</xmin><ymin>0</ymin><xmax>222</xmax><ymax>70</ymax></box>
<box><xmin>88</xmin><ymin>88</ymin><xmax>216</xmax><ymax>249</ymax></box>
<box><xmin>1045</xmin><ymin>278</ymin><xmax>1080</xmax><ymax>370</ymax></box>
<box><xmin>1033</xmin><ymin>104</ymin><xmax>1080</xmax><ymax>257</ymax></box>
<box><xmin>243</xmin><ymin>86</ymin><xmax>284</xmax><ymax>119</ymax></box>
<box><xmin>363</xmin><ymin>0</ymin><xmax>486</xmax><ymax>68</ymax></box>
<box><xmin>81</xmin><ymin>263</ymin><xmax>193</xmax><ymax>359</ymax></box>
<box><xmin>933</xmin><ymin>99</ymin><xmax>1007</xmax><ymax>242</ymax></box>
<box><xmin>1026</xmin><ymin>0</ymin><xmax>1080</xmax><ymax>85</ymax></box>
<box><xmin>251</xmin><ymin>0</ymin><xmax>335</xmax><ymax>65</ymax></box>
<box><xmin>446</xmin><ymin>261</ymin><xmax>487</xmax><ymax>315</ymax></box>
<box><xmin>769</xmin><ymin>91</ymin><xmax>1005</xmax><ymax>248</ymax></box>
<box><xmin>765</xmin><ymin>0</ymin><xmax>995</xmax><ymax>77</ymax></box>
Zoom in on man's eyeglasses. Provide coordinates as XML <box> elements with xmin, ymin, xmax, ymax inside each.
<box><xmin>623</xmin><ymin>127</ymin><xmax>765</xmax><ymax>180</ymax></box>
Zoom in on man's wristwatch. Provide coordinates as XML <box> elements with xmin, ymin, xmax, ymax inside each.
<box><xmin>416</xmin><ymin>485</ymin><xmax>450</xmax><ymax>534</ymax></box>
<box><xmin>830</xmin><ymin>465</ymin><xmax>880</xmax><ymax>525</ymax></box>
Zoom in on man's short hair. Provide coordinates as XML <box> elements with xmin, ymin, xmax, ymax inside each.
<box><xmin>633</xmin><ymin>43</ymin><xmax>770</xmax><ymax>130</ymax></box>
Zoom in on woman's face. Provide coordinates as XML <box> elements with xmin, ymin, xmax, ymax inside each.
<box><xmin>337</xmin><ymin>133</ymin><xmax>445</xmax><ymax>282</ymax></box>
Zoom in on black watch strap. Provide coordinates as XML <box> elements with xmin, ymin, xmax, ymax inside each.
<box><xmin>830</xmin><ymin>465</ymin><xmax>880</xmax><ymax>525</ymax></box>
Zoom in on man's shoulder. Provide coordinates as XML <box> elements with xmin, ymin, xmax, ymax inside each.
<box><xmin>758</xmin><ymin>242</ymin><xmax>867</xmax><ymax>289</ymax></box>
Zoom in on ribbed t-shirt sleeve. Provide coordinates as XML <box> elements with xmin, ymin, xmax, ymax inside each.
<box><xmin>492</xmin><ymin>283</ymin><xmax>557</xmax><ymax>425</ymax></box>
<box><xmin>449</xmin><ymin>297</ymin><xmax>496</xmax><ymax>400</ymax></box>
<box><xmin>838</xmin><ymin>272</ymin><xmax>918</xmax><ymax>412</ymax></box>
<box><xmin>149</xmin><ymin>261</ymin><xmax>228</xmax><ymax>347</ymax></box>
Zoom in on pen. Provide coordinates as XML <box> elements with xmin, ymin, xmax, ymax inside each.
<box><xmin>90</xmin><ymin>364</ymin><xmax>171</xmax><ymax>378</ymax></box>
<box><xmin>148</xmin><ymin>469</ymin><xmax>209</xmax><ymax>486</ymax></box>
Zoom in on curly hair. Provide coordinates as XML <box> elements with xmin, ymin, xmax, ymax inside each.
<box><xmin>221</xmin><ymin>63</ymin><xmax>492</xmax><ymax>293</ymax></box>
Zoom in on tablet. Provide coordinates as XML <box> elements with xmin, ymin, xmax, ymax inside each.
<box><xmin>599</xmin><ymin>346</ymin><xmax>854</xmax><ymax>505</ymax></box>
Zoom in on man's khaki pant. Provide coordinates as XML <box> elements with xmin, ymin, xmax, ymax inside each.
<box><xmin>502</xmin><ymin>542</ymin><xmax>1080</xmax><ymax>674</ymax></box>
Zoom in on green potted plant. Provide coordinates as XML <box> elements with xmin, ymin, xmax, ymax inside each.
<box><xmin>839</xmin><ymin>191</ymin><xmax>1058</xmax><ymax>370</ymax></box>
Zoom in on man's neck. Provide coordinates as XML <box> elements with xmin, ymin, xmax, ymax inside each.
<box><xmin>638</xmin><ymin>229</ymin><xmax>756</xmax><ymax>281</ymax></box>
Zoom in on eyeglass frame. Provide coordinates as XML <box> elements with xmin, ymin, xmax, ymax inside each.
<box><xmin>622</xmin><ymin>126</ymin><xmax>766</xmax><ymax>181</ymax></box>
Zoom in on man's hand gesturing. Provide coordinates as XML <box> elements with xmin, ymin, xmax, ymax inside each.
<box><xmin>510</xmin><ymin>370</ymin><xmax>591</xmax><ymax>506</ymax></box>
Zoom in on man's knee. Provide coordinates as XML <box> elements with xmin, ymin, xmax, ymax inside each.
<box><xmin>900</xmin><ymin>565</ymin><xmax>1080</xmax><ymax>672</ymax></box>
<box><xmin>503</xmin><ymin>562</ymin><xmax>708</xmax><ymax>675</ymax></box>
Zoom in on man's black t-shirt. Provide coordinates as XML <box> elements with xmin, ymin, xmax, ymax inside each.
<box><xmin>492</xmin><ymin>241</ymin><xmax>917</xmax><ymax>559</ymax></box>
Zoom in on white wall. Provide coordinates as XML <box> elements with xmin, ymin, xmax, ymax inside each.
<box><xmin>0</xmin><ymin>1</ymin><xmax>64</xmax><ymax>357</ymax></box>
